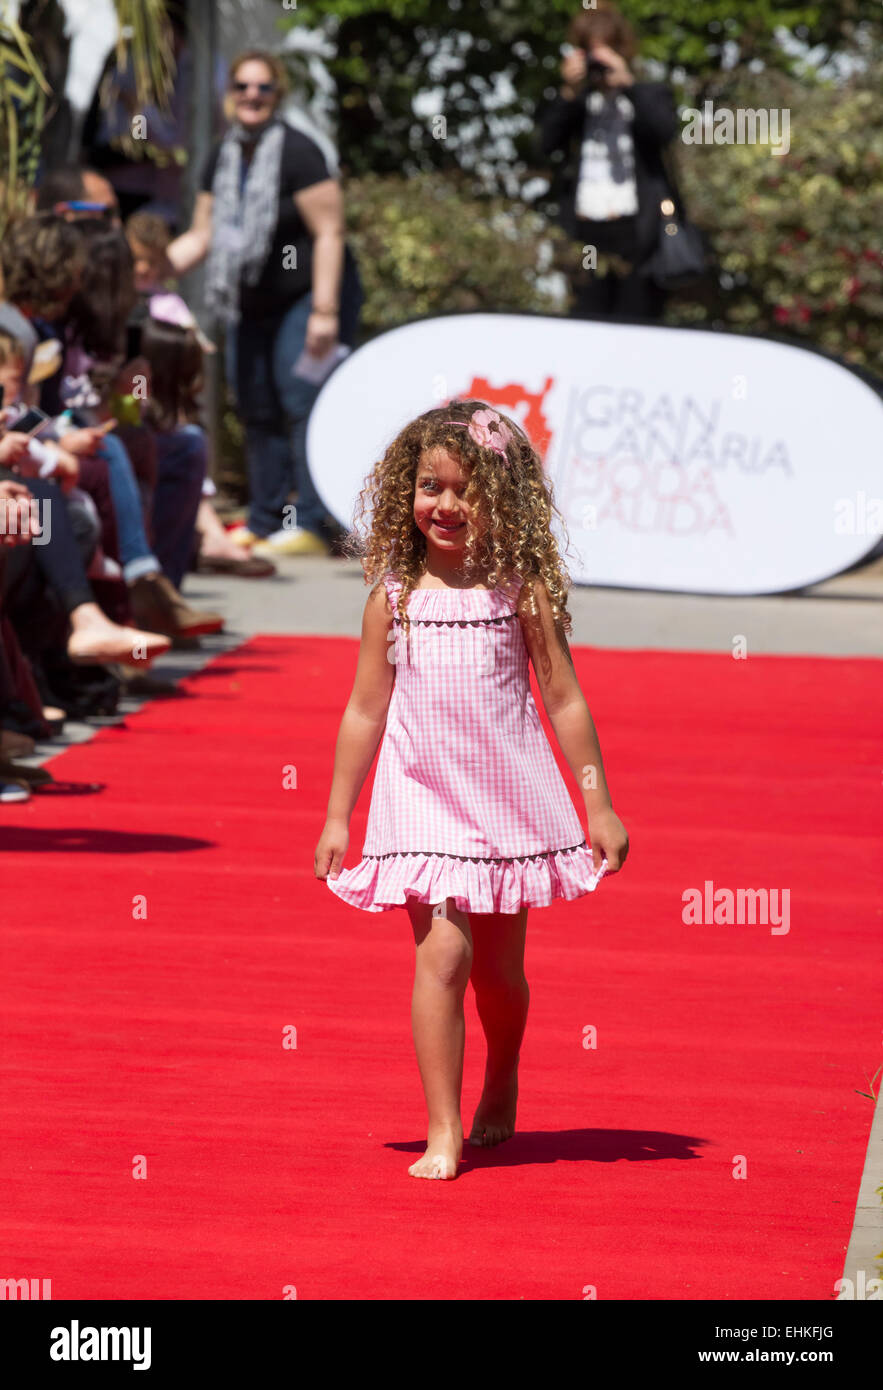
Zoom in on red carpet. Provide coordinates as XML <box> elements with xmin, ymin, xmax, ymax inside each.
<box><xmin>1</xmin><ymin>636</ymin><xmax>880</xmax><ymax>1300</ymax></box>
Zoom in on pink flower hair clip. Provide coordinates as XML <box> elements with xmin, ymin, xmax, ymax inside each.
<box><xmin>443</xmin><ymin>406</ymin><xmax>514</xmax><ymax>463</ymax></box>
<box><xmin>148</xmin><ymin>293</ymin><xmax>217</xmax><ymax>354</ymax></box>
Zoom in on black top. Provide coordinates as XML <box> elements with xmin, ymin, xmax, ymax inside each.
<box><xmin>539</xmin><ymin>81</ymin><xmax>680</xmax><ymax>263</ymax></box>
<box><xmin>200</xmin><ymin>121</ymin><xmax>332</xmax><ymax>317</ymax></box>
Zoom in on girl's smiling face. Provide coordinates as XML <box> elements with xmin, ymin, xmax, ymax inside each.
<box><xmin>413</xmin><ymin>447</ymin><xmax>479</xmax><ymax>553</ymax></box>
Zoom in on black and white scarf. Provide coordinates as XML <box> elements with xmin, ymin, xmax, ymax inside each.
<box><xmin>205</xmin><ymin>118</ymin><xmax>286</xmax><ymax>325</ymax></box>
<box><xmin>574</xmin><ymin>90</ymin><xmax>639</xmax><ymax>221</ymax></box>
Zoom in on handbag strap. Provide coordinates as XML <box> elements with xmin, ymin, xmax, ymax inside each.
<box><xmin>657</xmin><ymin>142</ymin><xmax>687</xmax><ymax>222</ymax></box>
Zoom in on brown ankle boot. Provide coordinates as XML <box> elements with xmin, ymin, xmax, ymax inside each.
<box><xmin>129</xmin><ymin>573</ymin><xmax>224</xmax><ymax>638</ymax></box>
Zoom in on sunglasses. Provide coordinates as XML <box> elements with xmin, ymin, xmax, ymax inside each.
<box><xmin>232</xmin><ymin>81</ymin><xmax>275</xmax><ymax>94</ymax></box>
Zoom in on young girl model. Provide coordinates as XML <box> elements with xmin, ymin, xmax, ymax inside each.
<box><xmin>314</xmin><ymin>400</ymin><xmax>629</xmax><ymax>1181</ymax></box>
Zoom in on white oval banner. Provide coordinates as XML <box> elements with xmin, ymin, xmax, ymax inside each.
<box><xmin>307</xmin><ymin>314</ymin><xmax>883</xmax><ymax>594</ymax></box>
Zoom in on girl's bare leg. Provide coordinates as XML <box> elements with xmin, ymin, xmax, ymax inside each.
<box><xmin>467</xmin><ymin>907</ymin><xmax>529</xmax><ymax>1146</ymax></box>
<box><xmin>405</xmin><ymin>896</ymin><xmax>473</xmax><ymax>1180</ymax></box>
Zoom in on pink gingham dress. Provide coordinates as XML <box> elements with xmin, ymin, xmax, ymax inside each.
<box><xmin>325</xmin><ymin>572</ymin><xmax>608</xmax><ymax>914</ymax></box>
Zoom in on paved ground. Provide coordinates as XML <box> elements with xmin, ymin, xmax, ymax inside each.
<box><xmin>17</xmin><ymin>544</ymin><xmax>883</xmax><ymax>1297</ymax></box>
<box><xmin>180</xmin><ymin>547</ymin><xmax>883</xmax><ymax>654</ymax></box>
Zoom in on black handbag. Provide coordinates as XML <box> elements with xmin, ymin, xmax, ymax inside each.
<box><xmin>643</xmin><ymin>145</ymin><xmax>706</xmax><ymax>290</ymax></box>
<box><xmin>644</xmin><ymin>193</ymin><xmax>706</xmax><ymax>290</ymax></box>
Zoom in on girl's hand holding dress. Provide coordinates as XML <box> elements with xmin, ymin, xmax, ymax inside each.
<box><xmin>315</xmin><ymin>817</ymin><xmax>349</xmax><ymax>881</ymax></box>
<box><xmin>586</xmin><ymin>804</ymin><xmax>629</xmax><ymax>873</ymax></box>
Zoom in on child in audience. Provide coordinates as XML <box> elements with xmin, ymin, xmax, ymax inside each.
<box><xmin>125</xmin><ymin>214</ymin><xmax>272</xmax><ymax>577</ymax></box>
<box><xmin>58</xmin><ymin>218</ymin><xmax>223</xmax><ymax>635</ymax></box>
<box><xmin>126</xmin><ymin>211</ymin><xmax>174</xmax><ymax>296</ymax></box>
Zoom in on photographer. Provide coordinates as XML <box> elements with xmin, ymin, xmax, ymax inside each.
<box><xmin>540</xmin><ymin>2</ymin><xmax>680</xmax><ymax>322</ymax></box>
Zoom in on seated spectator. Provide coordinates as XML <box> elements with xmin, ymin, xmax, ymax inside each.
<box><xmin>0</xmin><ymin>448</ymin><xmax>171</xmax><ymax>707</ymax></box>
<box><xmin>34</xmin><ymin>165</ymin><xmax>122</xmax><ymax>227</ymax></box>
<box><xmin>137</xmin><ymin>303</ymin><xmax>230</xmax><ymax>592</ymax></box>
<box><xmin>126</xmin><ymin>210</ymin><xmax>174</xmax><ymax>295</ymax></box>
<box><xmin>124</xmin><ymin>212</ymin><xmax>274</xmax><ymax>578</ymax></box>
<box><xmin>2</xmin><ymin>211</ymin><xmax>223</xmax><ymax>639</ymax></box>
<box><xmin>65</xmin><ymin>216</ymin><xmax>223</xmax><ymax>632</ymax></box>
<box><xmin>0</xmin><ymin>478</ymin><xmax>42</xmax><ymax>801</ymax></box>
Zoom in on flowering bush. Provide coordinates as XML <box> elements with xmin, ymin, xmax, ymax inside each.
<box><xmin>343</xmin><ymin>171</ymin><xmax>571</xmax><ymax>335</ymax></box>
<box><xmin>668</xmin><ymin>66</ymin><xmax>882</xmax><ymax>370</ymax></box>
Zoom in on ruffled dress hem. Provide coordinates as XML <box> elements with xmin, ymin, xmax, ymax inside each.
<box><xmin>326</xmin><ymin>843</ymin><xmax>607</xmax><ymax>915</ymax></box>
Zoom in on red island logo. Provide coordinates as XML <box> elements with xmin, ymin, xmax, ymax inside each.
<box><xmin>457</xmin><ymin>375</ymin><xmax>556</xmax><ymax>462</ymax></box>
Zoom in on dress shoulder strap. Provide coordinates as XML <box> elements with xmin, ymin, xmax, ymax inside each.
<box><xmin>381</xmin><ymin>572</ymin><xmax>402</xmax><ymax>608</ymax></box>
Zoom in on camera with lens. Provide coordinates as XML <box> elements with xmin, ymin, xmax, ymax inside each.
<box><xmin>583</xmin><ymin>55</ymin><xmax>611</xmax><ymax>89</ymax></box>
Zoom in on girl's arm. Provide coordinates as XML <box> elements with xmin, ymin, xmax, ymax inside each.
<box><xmin>315</xmin><ymin>582</ymin><xmax>396</xmax><ymax>879</ymax></box>
<box><xmin>518</xmin><ymin>579</ymin><xmax>629</xmax><ymax>873</ymax></box>
<box><xmin>165</xmin><ymin>192</ymin><xmax>214</xmax><ymax>276</ymax></box>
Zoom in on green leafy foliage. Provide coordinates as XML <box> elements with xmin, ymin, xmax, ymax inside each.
<box><xmin>669</xmin><ymin>65</ymin><xmax>883</xmax><ymax>368</ymax></box>
<box><xmin>280</xmin><ymin>4</ymin><xmax>881</xmax><ymax>371</ymax></box>
<box><xmin>343</xmin><ymin>170</ymin><xmax>570</xmax><ymax>334</ymax></box>
<box><xmin>281</xmin><ymin>0</ymin><xmax>882</xmax><ymax>190</ymax></box>
<box><xmin>338</xmin><ymin>66</ymin><xmax>882</xmax><ymax>372</ymax></box>
<box><xmin>97</xmin><ymin>0</ymin><xmax>176</xmax><ymax>161</ymax></box>
<box><xmin>0</xmin><ymin>16</ymin><xmax>50</xmax><ymax>235</ymax></box>
<box><xmin>1</xmin><ymin>1</ymin><xmax>176</xmax><ymax>229</ymax></box>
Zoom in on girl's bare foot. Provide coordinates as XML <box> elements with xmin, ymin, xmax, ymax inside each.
<box><xmin>408</xmin><ymin>1121</ymin><xmax>463</xmax><ymax>1180</ymax></box>
<box><xmin>468</xmin><ymin>1067</ymin><xmax>518</xmax><ymax>1147</ymax></box>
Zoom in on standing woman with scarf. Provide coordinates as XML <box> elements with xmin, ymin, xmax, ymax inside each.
<box><xmin>165</xmin><ymin>50</ymin><xmax>363</xmax><ymax>556</ymax></box>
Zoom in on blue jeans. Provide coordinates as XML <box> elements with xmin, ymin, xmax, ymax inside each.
<box><xmin>226</xmin><ymin>249</ymin><xmax>363</xmax><ymax>537</ymax></box>
<box><xmin>99</xmin><ymin>433</ymin><xmax>161</xmax><ymax>584</ymax></box>
<box><xmin>151</xmin><ymin>424</ymin><xmax>207</xmax><ymax>591</ymax></box>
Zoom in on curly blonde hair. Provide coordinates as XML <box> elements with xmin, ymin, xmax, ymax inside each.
<box><xmin>346</xmin><ymin>399</ymin><xmax>575</xmax><ymax>638</ymax></box>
